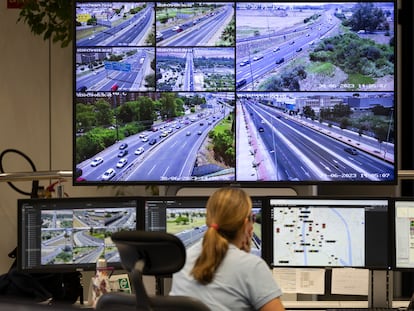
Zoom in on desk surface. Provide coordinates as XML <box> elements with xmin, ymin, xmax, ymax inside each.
<box><xmin>0</xmin><ymin>298</ymin><xmax>408</xmax><ymax>310</ymax></box>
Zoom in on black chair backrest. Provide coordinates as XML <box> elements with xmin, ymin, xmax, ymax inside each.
<box><xmin>111</xmin><ymin>230</ymin><xmax>186</xmax><ymax>276</ymax></box>
<box><xmin>97</xmin><ymin>230</ymin><xmax>211</xmax><ymax>311</ymax></box>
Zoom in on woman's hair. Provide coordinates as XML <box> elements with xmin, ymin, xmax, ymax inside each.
<box><xmin>191</xmin><ymin>187</ymin><xmax>252</xmax><ymax>284</ymax></box>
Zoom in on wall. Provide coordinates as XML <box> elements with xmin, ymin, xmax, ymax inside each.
<box><xmin>0</xmin><ymin>5</ymin><xmax>50</xmax><ymax>273</ymax></box>
<box><xmin>0</xmin><ymin>4</ymin><xmax>148</xmax><ymax>275</ymax></box>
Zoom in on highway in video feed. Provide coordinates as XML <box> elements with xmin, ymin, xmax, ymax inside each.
<box><xmin>156</xmin><ymin>3</ymin><xmax>234</xmax><ymax>47</ymax></box>
<box><xmin>236</xmin><ymin>6</ymin><xmax>339</xmax><ymax>91</ymax></box>
<box><xmin>235</xmin><ymin>2</ymin><xmax>394</xmax><ymax>92</ymax></box>
<box><xmin>76</xmin><ymin>47</ymin><xmax>154</xmax><ymax>92</ymax></box>
<box><xmin>184</xmin><ymin>49</ymin><xmax>195</xmax><ymax>91</ymax></box>
<box><xmin>77</xmin><ymin>95</ymin><xmax>235</xmax><ymax>182</ymax></box>
<box><xmin>76</xmin><ymin>3</ymin><xmax>154</xmax><ymax>47</ymax></box>
<box><xmin>173</xmin><ymin>224</ymin><xmax>261</xmax><ymax>255</ymax></box>
<box><xmin>237</xmin><ymin>97</ymin><xmax>394</xmax><ymax>182</ymax></box>
<box><xmin>40</xmin><ymin>208</ymin><xmax>135</xmax><ymax>265</ymax></box>
<box><xmin>176</xmin><ymin>225</ymin><xmax>208</xmax><ymax>247</ymax></box>
<box><xmin>156</xmin><ymin>48</ymin><xmax>235</xmax><ymax>92</ymax></box>
<box><xmin>167</xmin><ymin>207</ymin><xmax>262</xmax><ymax>256</ymax></box>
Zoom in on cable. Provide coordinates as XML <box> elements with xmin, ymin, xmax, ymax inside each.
<box><xmin>0</xmin><ymin>149</ymin><xmax>39</xmax><ymax>197</ymax></box>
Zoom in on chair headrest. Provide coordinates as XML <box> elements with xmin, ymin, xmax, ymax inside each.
<box><xmin>111</xmin><ymin>230</ymin><xmax>186</xmax><ymax>276</ymax></box>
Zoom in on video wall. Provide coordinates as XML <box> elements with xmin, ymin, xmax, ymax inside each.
<box><xmin>73</xmin><ymin>1</ymin><xmax>396</xmax><ymax>186</ymax></box>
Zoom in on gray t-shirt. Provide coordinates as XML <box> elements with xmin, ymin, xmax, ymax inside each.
<box><xmin>170</xmin><ymin>241</ymin><xmax>283</xmax><ymax>311</ymax></box>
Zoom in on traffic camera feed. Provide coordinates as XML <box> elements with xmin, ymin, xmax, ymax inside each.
<box><xmin>40</xmin><ymin>207</ymin><xmax>136</xmax><ymax>266</ymax></box>
<box><xmin>143</xmin><ymin>197</ymin><xmax>264</xmax><ymax>257</ymax></box>
<box><xmin>166</xmin><ymin>207</ymin><xmax>262</xmax><ymax>256</ymax></box>
<box><xmin>74</xmin><ymin>1</ymin><xmax>396</xmax><ymax>184</ymax></box>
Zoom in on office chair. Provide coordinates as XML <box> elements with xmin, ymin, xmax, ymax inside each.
<box><xmin>95</xmin><ymin>230</ymin><xmax>210</xmax><ymax>311</ymax></box>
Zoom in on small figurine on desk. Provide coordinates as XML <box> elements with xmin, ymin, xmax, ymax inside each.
<box><xmin>88</xmin><ymin>255</ymin><xmax>112</xmax><ymax>308</ymax></box>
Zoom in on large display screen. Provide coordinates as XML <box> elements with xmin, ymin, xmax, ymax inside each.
<box><xmin>267</xmin><ymin>197</ymin><xmax>390</xmax><ymax>269</ymax></box>
<box><xmin>73</xmin><ymin>1</ymin><xmax>397</xmax><ymax>185</ymax></box>
<box><xmin>17</xmin><ymin>197</ymin><xmax>138</xmax><ymax>272</ymax></box>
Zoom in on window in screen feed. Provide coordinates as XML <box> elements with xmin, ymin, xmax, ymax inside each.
<box><xmin>73</xmin><ymin>1</ymin><xmax>396</xmax><ymax>185</ymax></box>
<box><xmin>269</xmin><ymin>198</ymin><xmax>390</xmax><ymax>268</ymax></box>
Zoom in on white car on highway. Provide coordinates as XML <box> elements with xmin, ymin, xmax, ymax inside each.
<box><xmin>90</xmin><ymin>157</ymin><xmax>103</xmax><ymax>167</ymax></box>
<box><xmin>135</xmin><ymin>147</ymin><xmax>145</xmax><ymax>155</ymax></box>
<box><xmin>116</xmin><ymin>158</ymin><xmax>128</xmax><ymax>168</ymax></box>
<box><xmin>101</xmin><ymin>168</ymin><xmax>116</xmax><ymax>181</ymax></box>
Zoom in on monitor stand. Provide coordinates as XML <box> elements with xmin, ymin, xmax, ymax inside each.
<box><xmin>369</xmin><ymin>270</ymin><xmax>393</xmax><ymax>308</ymax></box>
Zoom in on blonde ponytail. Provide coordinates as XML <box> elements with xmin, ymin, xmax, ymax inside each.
<box><xmin>191</xmin><ymin>188</ymin><xmax>252</xmax><ymax>284</ymax></box>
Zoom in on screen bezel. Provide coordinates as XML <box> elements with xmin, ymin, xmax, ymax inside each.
<box><xmin>73</xmin><ymin>0</ymin><xmax>398</xmax><ymax>187</ymax></box>
<box><xmin>17</xmin><ymin>197</ymin><xmax>139</xmax><ymax>273</ymax></box>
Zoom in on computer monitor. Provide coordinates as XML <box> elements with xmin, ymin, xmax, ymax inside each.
<box><xmin>140</xmin><ymin>196</ymin><xmax>265</xmax><ymax>257</ymax></box>
<box><xmin>392</xmin><ymin>198</ymin><xmax>414</xmax><ymax>270</ymax></box>
<box><xmin>266</xmin><ymin>197</ymin><xmax>390</xmax><ymax>269</ymax></box>
<box><xmin>17</xmin><ymin>197</ymin><xmax>138</xmax><ymax>272</ymax></box>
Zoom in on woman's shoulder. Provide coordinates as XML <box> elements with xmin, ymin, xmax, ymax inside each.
<box><xmin>227</xmin><ymin>244</ymin><xmax>267</xmax><ymax>266</ymax></box>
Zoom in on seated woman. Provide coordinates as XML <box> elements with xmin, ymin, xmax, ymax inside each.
<box><xmin>170</xmin><ymin>187</ymin><xmax>285</xmax><ymax>311</ymax></box>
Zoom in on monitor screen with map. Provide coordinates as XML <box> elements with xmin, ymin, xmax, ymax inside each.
<box><xmin>141</xmin><ymin>196</ymin><xmax>265</xmax><ymax>258</ymax></box>
<box><xmin>73</xmin><ymin>1</ymin><xmax>397</xmax><ymax>186</ymax></box>
<box><xmin>17</xmin><ymin>197</ymin><xmax>138</xmax><ymax>272</ymax></box>
<box><xmin>268</xmin><ymin>197</ymin><xmax>390</xmax><ymax>269</ymax></box>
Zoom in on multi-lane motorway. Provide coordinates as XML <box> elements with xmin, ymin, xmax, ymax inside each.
<box><xmin>77</xmin><ymin>4</ymin><xmax>154</xmax><ymax>47</ymax></box>
<box><xmin>76</xmin><ymin>49</ymin><xmax>150</xmax><ymax>92</ymax></box>
<box><xmin>236</xmin><ymin>9</ymin><xmax>339</xmax><ymax>90</ymax></box>
<box><xmin>157</xmin><ymin>4</ymin><xmax>233</xmax><ymax>47</ymax></box>
<box><xmin>239</xmin><ymin>99</ymin><xmax>394</xmax><ymax>182</ymax></box>
<box><xmin>79</xmin><ymin>99</ymin><xmax>232</xmax><ymax>182</ymax></box>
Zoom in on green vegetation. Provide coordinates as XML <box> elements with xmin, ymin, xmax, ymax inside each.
<box><xmin>89</xmin><ymin>228</ymin><xmax>105</xmax><ymax>240</ymax></box>
<box><xmin>302</xmin><ymin>106</ymin><xmax>316</xmax><ymax>120</ymax></box>
<box><xmin>156</xmin><ymin>5</ymin><xmax>215</xmax><ymax>24</ymax></box>
<box><xmin>194</xmin><ymin>56</ymin><xmax>234</xmax><ymax>68</ymax></box>
<box><xmin>55</xmin><ymin>251</ymin><xmax>73</xmax><ymax>263</ymax></box>
<box><xmin>18</xmin><ymin>0</ymin><xmax>73</xmax><ymax>48</ymax></box>
<box><xmin>208</xmin><ymin>114</ymin><xmax>235</xmax><ymax>167</ymax></box>
<box><xmin>156</xmin><ymin>56</ymin><xmax>186</xmax><ymax>91</ymax></box>
<box><xmin>166</xmin><ymin>210</ymin><xmax>206</xmax><ymax>234</ymax></box>
<box><xmin>145</xmin><ymin>27</ymin><xmax>156</xmax><ymax>46</ymax></box>
<box><xmin>218</xmin><ymin>16</ymin><xmax>235</xmax><ymax>46</ymax></box>
<box><xmin>60</xmin><ymin>220</ymin><xmax>73</xmax><ymax>228</ymax></box>
<box><xmin>260</xmin><ymin>3</ymin><xmax>393</xmax><ymax>91</ymax></box>
<box><xmin>308</xmin><ymin>62</ymin><xmax>335</xmax><ymax>76</ymax></box>
<box><xmin>203</xmin><ymin>73</ymin><xmax>235</xmax><ymax>91</ymax></box>
<box><xmin>342</xmin><ymin>3</ymin><xmax>390</xmax><ymax>33</ymax></box>
<box><xmin>129</xmin><ymin>4</ymin><xmax>146</xmax><ymax>15</ymax></box>
<box><xmin>304</xmin><ymin>13</ymin><xmax>321</xmax><ymax>24</ymax></box>
<box><xmin>346</xmin><ymin>73</ymin><xmax>375</xmax><ymax>88</ymax></box>
<box><xmin>259</xmin><ymin>66</ymin><xmax>307</xmax><ymax>91</ymax></box>
<box><xmin>309</xmin><ymin>32</ymin><xmax>393</xmax><ymax>78</ymax></box>
<box><xmin>320</xmin><ymin>103</ymin><xmax>352</xmax><ymax>121</ymax></box>
<box><xmin>305</xmin><ymin>103</ymin><xmax>394</xmax><ymax>144</ymax></box>
<box><xmin>76</xmin><ymin>93</ymin><xmax>188</xmax><ymax>163</ymax></box>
